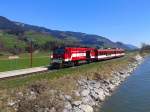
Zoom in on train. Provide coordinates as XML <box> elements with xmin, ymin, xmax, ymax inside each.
<box><xmin>51</xmin><ymin>47</ymin><xmax>125</xmax><ymax>68</ymax></box>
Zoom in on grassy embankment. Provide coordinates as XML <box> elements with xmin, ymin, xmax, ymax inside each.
<box><xmin>0</xmin><ymin>52</ymin><xmax>138</xmax><ymax>90</ymax></box>
<box><xmin>0</xmin><ymin>52</ymin><xmax>138</xmax><ymax>111</ymax></box>
<box><xmin>0</xmin><ymin>52</ymin><xmax>51</xmax><ymax>72</ymax></box>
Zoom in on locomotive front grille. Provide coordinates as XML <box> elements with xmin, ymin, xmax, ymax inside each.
<box><xmin>52</xmin><ymin>59</ymin><xmax>63</xmax><ymax>63</ymax></box>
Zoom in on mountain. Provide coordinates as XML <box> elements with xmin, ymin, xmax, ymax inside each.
<box><xmin>12</xmin><ymin>21</ymin><xmax>118</xmax><ymax>48</ymax></box>
<box><xmin>0</xmin><ymin>16</ymin><xmax>136</xmax><ymax>53</ymax></box>
<box><xmin>0</xmin><ymin>16</ymin><xmax>20</xmax><ymax>30</ymax></box>
<box><xmin>125</xmin><ymin>44</ymin><xmax>138</xmax><ymax>50</ymax></box>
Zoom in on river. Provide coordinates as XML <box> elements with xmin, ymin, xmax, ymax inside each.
<box><xmin>100</xmin><ymin>56</ymin><xmax>150</xmax><ymax>112</ymax></box>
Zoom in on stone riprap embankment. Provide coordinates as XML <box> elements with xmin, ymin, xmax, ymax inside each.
<box><xmin>63</xmin><ymin>55</ymin><xmax>143</xmax><ymax>112</ymax></box>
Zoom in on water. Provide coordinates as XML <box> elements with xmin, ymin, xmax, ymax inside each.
<box><xmin>101</xmin><ymin>57</ymin><xmax>150</xmax><ymax>112</ymax></box>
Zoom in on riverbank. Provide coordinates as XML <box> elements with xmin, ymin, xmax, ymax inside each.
<box><xmin>0</xmin><ymin>53</ymin><xmax>143</xmax><ymax>112</ymax></box>
<box><xmin>73</xmin><ymin>55</ymin><xmax>143</xmax><ymax>112</ymax></box>
<box><xmin>101</xmin><ymin>55</ymin><xmax>150</xmax><ymax>112</ymax></box>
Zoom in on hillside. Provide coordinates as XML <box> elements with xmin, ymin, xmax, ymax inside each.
<box><xmin>0</xmin><ymin>16</ymin><xmax>137</xmax><ymax>54</ymax></box>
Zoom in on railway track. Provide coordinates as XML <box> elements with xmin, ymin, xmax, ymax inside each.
<box><xmin>0</xmin><ymin>65</ymin><xmax>78</xmax><ymax>80</ymax></box>
<box><xmin>0</xmin><ymin>56</ymin><xmax>125</xmax><ymax>80</ymax></box>
<box><xmin>0</xmin><ymin>62</ymin><xmax>86</xmax><ymax>80</ymax></box>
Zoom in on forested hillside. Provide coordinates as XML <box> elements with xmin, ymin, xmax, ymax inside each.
<box><xmin>0</xmin><ymin>16</ymin><xmax>137</xmax><ymax>54</ymax></box>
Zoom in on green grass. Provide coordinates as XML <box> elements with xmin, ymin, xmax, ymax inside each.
<box><xmin>0</xmin><ymin>52</ymin><xmax>51</xmax><ymax>72</ymax></box>
<box><xmin>25</xmin><ymin>31</ymin><xmax>56</xmax><ymax>45</ymax></box>
<box><xmin>0</xmin><ymin>53</ymin><xmax>133</xmax><ymax>89</ymax></box>
<box><xmin>0</xmin><ymin>32</ymin><xmax>26</xmax><ymax>49</ymax></box>
<box><xmin>0</xmin><ymin>62</ymin><xmax>99</xmax><ymax>89</ymax></box>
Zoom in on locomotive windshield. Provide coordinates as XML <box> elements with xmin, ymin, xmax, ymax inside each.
<box><xmin>53</xmin><ymin>48</ymin><xmax>65</xmax><ymax>54</ymax></box>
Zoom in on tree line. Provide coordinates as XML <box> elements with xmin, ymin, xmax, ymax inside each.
<box><xmin>140</xmin><ymin>43</ymin><xmax>150</xmax><ymax>54</ymax></box>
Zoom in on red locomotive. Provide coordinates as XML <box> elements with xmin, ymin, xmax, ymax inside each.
<box><xmin>51</xmin><ymin>47</ymin><xmax>125</xmax><ymax>68</ymax></box>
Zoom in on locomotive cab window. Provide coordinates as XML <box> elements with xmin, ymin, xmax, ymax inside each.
<box><xmin>53</xmin><ymin>48</ymin><xmax>65</xmax><ymax>54</ymax></box>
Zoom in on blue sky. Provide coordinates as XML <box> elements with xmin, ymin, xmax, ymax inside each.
<box><xmin>0</xmin><ymin>0</ymin><xmax>150</xmax><ymax>47</ymax></box>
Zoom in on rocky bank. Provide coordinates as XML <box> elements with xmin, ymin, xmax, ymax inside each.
<box><xmin>63</xmin><ymin>55</ymin><xmax>143</xmax><ymax>112</ymax></box>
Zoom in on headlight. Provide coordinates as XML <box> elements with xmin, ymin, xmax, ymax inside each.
<box><xmin>50</xmin><ymin>55</ymin><xmax>53</xmax><ymax>58</ymax></box>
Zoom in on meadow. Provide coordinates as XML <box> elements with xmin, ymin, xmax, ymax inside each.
<box><xmin>0</xmin><ymin>52</ymin><xmax>51</xmax><ymax>72</ymax></box>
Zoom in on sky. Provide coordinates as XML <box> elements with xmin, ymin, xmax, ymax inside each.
<box><xmin>0</xmin><ymin>0</ymin><xmax>150</xmax><ymax>47</ymax></box>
